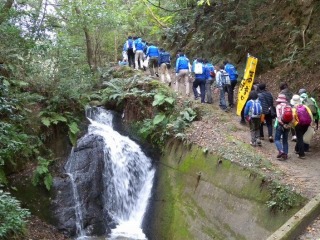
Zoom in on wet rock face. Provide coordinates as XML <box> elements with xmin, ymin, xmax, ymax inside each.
<box><xmin>52</xmin><ymin>134</ymin><xmax>112</xmax><ymax>237</ymax></box>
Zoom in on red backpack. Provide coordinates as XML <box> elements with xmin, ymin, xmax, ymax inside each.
<box><xmin>281</xmin><ymin>105</ymin><xmax>293</xmax><ymax>123</ymax></box>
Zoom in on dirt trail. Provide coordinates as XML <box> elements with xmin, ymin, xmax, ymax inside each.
<box><xmin>164</xmin><ymin>75</ymin><xmax>320</xmax><ymax>239</ymax></box>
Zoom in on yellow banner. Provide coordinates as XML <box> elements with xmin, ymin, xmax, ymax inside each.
<box><xmin>236</xmin><ymin>55</ymin><xmax>258</xmax><ymax>116</ymax></box>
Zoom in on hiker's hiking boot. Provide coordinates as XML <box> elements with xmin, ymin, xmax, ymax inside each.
<box><xmin>269</xmin><ymin>136</ymin><xmax>274</xmax><ymax>143</ymax></box>
<box><xmin>281</xmin><ymin>153</ymin><xmax>288</xmax><ymax>160</ymax></box>
<box><xmin>250</xmin><ymin>141</ymin><xmax>256</xmax><ymax>147</ymax></box>
<box><xmin>257</xmin><ymin>140</ymin><xmax>262</xmax><ymax>146</ymax></box>
<box><xmin>276</xmin><ymin>151</ymin><xmax>284</xmax><ymax>158</ymax></box>
<box><xmin>240</xmin><ymin>120</ymin><xmax>246</xmax><ymax>125</ymax></box>
<box><xmin>291</xmin><ymin>135</ymin><xmax>297</xmax><ymax>142</ymax></box>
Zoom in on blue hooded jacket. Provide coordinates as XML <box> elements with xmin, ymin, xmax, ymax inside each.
<box><xmin>159</xmin><ymin>51</ymin><xmax>171</xmax><ymax>65</ymax></box>
<box><xmin>134</xmin><ymin>38</ymin><xmax>145</xmax><ymax>51</ymax></box>
<box><xmin>205</xmin><ymin>63</ymin><xmax>214</xmax><ymax>80</ymax></box>
<box><xmin>146</xmin><ymin>45</ymin><xmax>159</xmax><ymax>57</ymax></box>
<box><xmin>175</xmin><ymin>55</ymin><xmax>190</xmax><ymax>73</ymax></box>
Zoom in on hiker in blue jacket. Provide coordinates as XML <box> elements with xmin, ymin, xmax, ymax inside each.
<box><xmin>244</xmin><ymin>90</ymin><xmax>262</xmax><ymax>147</ymax></box>
<box><xmin>158</xmin><ymin>48</ymin><xmax>171</xmax><ymax>86</ymax></box>
<box><xmin>146</xmin><ymin>43</ymin><xmax>160</xmax><ymax>77</ymax></box>
<box><xmin>133</xmin><ymin>38</ymin><xmax>145</xmax><ymax>70</ymax></box>
<box><xmin>192</xmin><ymin>59</ymin><xmax>206</xmax><ymax>103</ymax></box>
<box><xmin>175</xmin><ymin>52</ymin><xmax>191</xmax><ymax>97</ymax></box>
<box><xmin>122</xmin><ymin>42</ymin><xmax>128</xmax><ymax>63</ymax></box>
<box><xmin>204</xmin><ymin>59</ymin><xmax>214</xmax><ymax>104</ymax></box>
<box><xmin>224</xmin><ymin>60</ymin><xmax>238</xmax><ymax>108</ymax></box>
<box><xmin>125</xmin><ymin>36</ymin><xmax>135</xmax><ymax>68</ymax></box>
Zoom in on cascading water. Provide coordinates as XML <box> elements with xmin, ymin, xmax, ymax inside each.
<box><xmin>64</xmin><ymin>107</ymin><xmax>155</xmax><ymax>240</ymax></box>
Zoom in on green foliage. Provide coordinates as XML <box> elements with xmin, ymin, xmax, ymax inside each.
<box><xmin>197</xmin><ymin>0</ymin><xmax>211</xmax><ymax>6</ymax></box>
<box><xmin>139</xmin><ymin>104</ymin><xmax>197</xmax><ymax>147</ymax></box>
<box><xmin>152</xmin><ymin>92</ymin><xmax>175</xmax><ymax>106</ymax></box>
<box><xmin>100</xmin><ymin>75</ymin><xmax>155</xmax><ymax>104</ymax></box>
<box><xmin>39</xmin><ymin>110</ymin><xmax>80</xmax><ymax>146</ymax></box>
<box><xmin>0</xmin><ymin>188</ymin><xmax>30</xmax><ymax>239</ymax></box>
<box><xmin>266</xmin><ymin>183</ymin><xmax>304</xmax><ymax>213</ymax></box>
<box><xmin>32</xmin><ymin>157</ymin><xmax>53</xmax><ymax>191</ymax></box>
<box><xmin>0</xmin><ymin>122</ymin><xmax>40</xmax><ymax>173</ymax></box>
<box><xmin>98</xmin><ymin>69</ymin><xmax>197</xmax><ymax>148</ymax></box>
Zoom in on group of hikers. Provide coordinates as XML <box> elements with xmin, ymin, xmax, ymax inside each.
<box><xmin>121</xmin><ymin>36</ymin><xmax>239</xmax><ymax>109</ymax></box>
<box><xmin>243</xmin><ymin>82</ymin><xmax>319</xmax><ymax>160</ymax></box>
<box><xmin>120</xmin><ymin>36</ymin><xmax>319</xmax><ymax>161</ymax></box>
<box><xmin>120</xmin><ymin>36</ymin><xmax>172</xmax><ymax>84</ymax></box>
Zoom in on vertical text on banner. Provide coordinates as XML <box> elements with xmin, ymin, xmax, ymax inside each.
<box><xmin>236</xmin><ymin>55</ymin><xmax>258</xmax><ymax>116</ymax></box>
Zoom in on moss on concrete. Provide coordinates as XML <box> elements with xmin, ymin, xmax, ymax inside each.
<box><xmin>151</xmin><ymin>139</ymin><xmax>305</xmax><ymax>240</ymax></box>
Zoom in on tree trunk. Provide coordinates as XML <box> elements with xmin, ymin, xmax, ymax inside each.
<box><xmin>0</xmin><ymin>0</ymin><xmax>14</xmax><ymax>25</ymax></box>
<box><xmin>114</xmin><ymin>33</ymin><xmax>118</xmax><ymax>63</ymax></box>
<box><xmin>75</xmin><ymin>6</ymin><xmax>97</xmax><ymax>72</ymax></box>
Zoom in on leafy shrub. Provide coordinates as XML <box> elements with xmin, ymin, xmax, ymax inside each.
<box><xmin>97</xmin><ymin>70</ymin><xmax>197</xmax><ymax>148</ymax></box>
<box><xmin>266</xmin><ymin>183</ymin><xmax>304</xmax><ymax>212</ymax></box>
<box><xmin>0</xmin><ymin>188</ymin><xmax>30</xmax><ymax>239</ymax></box>
<box><xmin>0</xmin><ymin>122</ymin><xmax>41</xmax><ymax>184</ymax></box>
<box><xmin>32</xmin><ymin>157</ymin><xmax>53</xmax><ymax>191</ymax></box>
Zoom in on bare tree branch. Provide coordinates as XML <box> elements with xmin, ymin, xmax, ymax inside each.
<box><xmin>302</xmin><ymin>6</ymin><xmax>313</xmax><ymax>49</ymax></box>
<box><xmin>143</xmin><ymin>0</ymin><xmax>168</xmax><ymax>28</ymax></box>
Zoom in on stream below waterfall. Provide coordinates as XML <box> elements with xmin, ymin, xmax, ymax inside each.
<box><xmin>56</xmin><ymin>107</ymin><xmax>155</xmax><ymax>240</ymax></box>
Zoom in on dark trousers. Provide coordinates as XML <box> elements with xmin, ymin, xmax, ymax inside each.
<box><xmin>227</xmin><ymin>81</ymin><xmax>237</xmax><ymax>106</ymax></box>
<box><xmin>127</xmin><ymin>49</ymin><xmax>135</xmax><ymax>68</ymax></box>
<box><xmin>295</xmin><ymin>124</ymin><xmax>309</xmax><ymax>157</ymax></box>
<box><xmin>193</xmin><ymin>79</ymin><xmax>206</xmax><ymax>103</ymax></box>
<box><xmin>260</xmin><ymin>113</ymin><xmax>273</xmax><ymax>137</ymax></box>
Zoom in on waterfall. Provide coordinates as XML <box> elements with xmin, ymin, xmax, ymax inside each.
<box><xmin>65</xmin><ymin>107</ymin><xmax>155</xmax><ymax>240</ymax></box>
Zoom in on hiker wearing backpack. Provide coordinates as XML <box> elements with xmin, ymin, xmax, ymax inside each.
<box><xmin>192</xmin><ymin>59</ymin><xmax>206</xmax><ymax>103</ymax></box>
<box><xmin>224</xmin><ymin>60</ymin><xmax>238</xmax><ymax>108</ymax></box>
<box><xmin>146</xmin><ymin>43</ymin><xmax>160</xmax><ymax>77</ymax></box>
<box><xmin>175</xmin><ymin>52</ymin><xmax>191</xmax><ymax>97</ymax></box>
<box><xmin>291</xmin><ymin>94</ymin><xmax>313</xmax><ymax>159</ymax></box>
<box><xmin>274</xmin><ymin>93</ymin><xmax>292</xmax><ymax>160</ymax></box>
<box><xmin>158</xmin><ymin>48</ymin><xmax>172</xmax><ymax>86</ymax></box>
<box><xmin>125</xmin><ymin>36</ymin><xmax>135</xmax><ymax>68</ymax></box>
<box><xmin>133</xmin><ymin>38</ymin><xmax>145</xmax><ymax>70</ymax></box>
<box><xmin>215</xmin><ymin>64</ymin><xmax>229</xmax><ymax>111</ymax></box>
<box><xmin>204</xmin><ymin>59</ymin><xmax>215</xmax><ymax>104</ymax></box>
<box><xmin>244</xmin><ymin>91</ymin><xmax>262</xmax><ymax>146</ymax></box>
<box><xmin>299</xmin><ymin>89</ymin><xmax>320</xmax><ymax>130</ymax></box>
<box><xmin>258</xmin><ymin>83</ymin><xmax>275</xmax><ymax>142</ymax></box>
<box><xmin>122</xmin><ymin>42</ymin><xmax>128</xmax><ymax>62</ymax></box>
<box><xmin>279</xmin><ymin>82</ymin><xmax>296</xmax><ymax>142</ymax></box>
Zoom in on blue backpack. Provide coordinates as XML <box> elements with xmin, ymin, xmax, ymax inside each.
<box><xmin>159</xmin><ymin>52</ymin><xmax>170</xmax><ymax>64</ymax></box>
<box><xmin>250</xmin><ymin>99</ymin><xmax>262</xmax><ymax>118</ymax></box>
<box><xmin>225</xmin><ymin>64</ymin><xmax>238</xmax><ymax>80</ymax></box>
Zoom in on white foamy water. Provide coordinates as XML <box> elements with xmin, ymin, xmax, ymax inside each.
<box><xmin>67</xmin><ymin>107</ymin><xmax>155</xmax><ymax>240</ymax></box>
